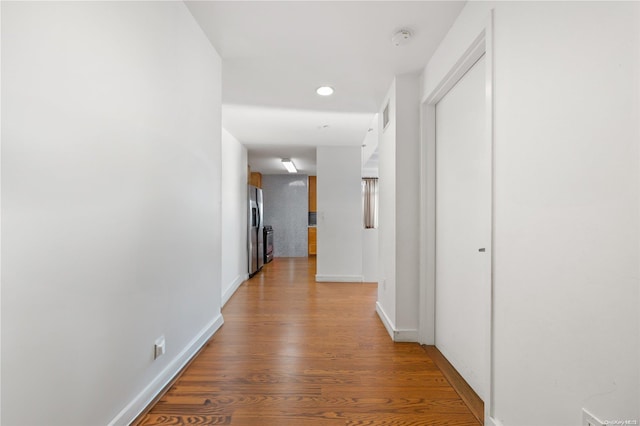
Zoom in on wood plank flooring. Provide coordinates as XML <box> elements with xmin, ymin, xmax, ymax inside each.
<box><xmin>135</xmin><ymin>257</ymin><xmax>481</xmax><ymax>426</ymax></box>
<box><xmin>422</xmin><ymin>346</ymin><xmax>483</xmax><ymax>425</ymax></box>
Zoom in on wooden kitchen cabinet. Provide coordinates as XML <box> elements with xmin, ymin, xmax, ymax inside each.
<box><xmin>250</xmin><ymin>172</ymin><xmax>262</xmax><ymax>188</ymax></box>
<box><xmin>308</xmin><ymin>176</ymin><xmax>317</xmax><ymax>212</ymax></box>
<box><xmin>308</xmin><ymin>227</ymin><xmax>317</xmax><ymax>256</ymax></box>
<box><xmin>308</xmin><ymin>176</ymin><xmax>317</xmax><ymax>256</ymax></box>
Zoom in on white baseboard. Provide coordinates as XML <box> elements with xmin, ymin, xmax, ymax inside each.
<box><xmin>108</xmin><ymin>314</ymin><xmax>224</xmax><ymax>426</ymax></box>
<box><xmin>393</xmin><ymin>328</ymin><xmax>419</xmax><ymax>342</ymax></box>
<box><xmin>376</xmin><ymin>301</ymin><xmax>395</xmax><ymax>340</ymax></box>
<box><xmin>315</xmin><ymin>274</ymin><xmax>363</xmax><ymax>282</ymax></box>
<box><xmin>222</xmin><ymin>273</ymin><xmax>248</xmax><ymax>306</ymax></box>
<box><xmin>375</xmin><ymin>302</ymin><xmax>418</xmax><ymax>342</ymax></box>
<box><xmin>487</xmin><ymin>416</ymin><xmax>504</xmax><ymax>426</ymax></box>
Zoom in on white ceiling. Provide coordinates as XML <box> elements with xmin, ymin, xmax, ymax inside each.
<box><xmin>185</xmin><ymin>1</ymin><xmax>465</xmax><ymax>174</ymax></box>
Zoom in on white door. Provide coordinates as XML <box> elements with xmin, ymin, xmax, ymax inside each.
<box><xmin>435</xmin><ymin>54</ymin><xmax>490</xmax><ymax>401</ymax></box>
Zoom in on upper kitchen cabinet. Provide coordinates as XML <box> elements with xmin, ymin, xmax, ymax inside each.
<box><xmin>250</xmin><ymin>172</ymin><xmax>262</xmax><ymax>188</ymax></box>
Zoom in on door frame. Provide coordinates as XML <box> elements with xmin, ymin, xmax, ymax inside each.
<box><xmin>418</xmin><ymin>12</ymin><xmax>495</xmax><ymax>422</ymax></box>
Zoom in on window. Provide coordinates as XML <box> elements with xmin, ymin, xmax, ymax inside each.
<box><xmin>362</xmin><ymin>178</ymin><xmax>379</xmax><ymax>229</ymax></box>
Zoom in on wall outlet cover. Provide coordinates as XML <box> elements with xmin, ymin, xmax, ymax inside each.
<box><xmin>154</xmin><ymin>336</ymin><xmax>166</xmax><ymax>360</ymax></box>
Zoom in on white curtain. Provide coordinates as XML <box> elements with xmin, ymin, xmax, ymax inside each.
<box><xmin>362</xmin><ymin>178</ymin><xmax>378</xmax><ymax>229</ymax></box>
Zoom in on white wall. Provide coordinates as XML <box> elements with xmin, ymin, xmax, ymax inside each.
<box><xmin>394</xmin><ymin>75</ymin><xmax>421</xmax><ymax>333</ymax></box>
<box><xmin>422</xmin><ymin>2</ymin><xmax>640</xmax><ymax>424</ymax></box>
<box><xmin>221</xmin><ymin>128</ymin><xmax>248</xmax><ymax>305</ymax></box>
<box><xmin>1</xmin><ymin>2</ymin><xmax>223</xmax><ymax>425</ymax></box>
<box><xmin>362</xmin><ymin>115</ymin><xmax>380</xmax><ymax>283</ymax></box>
<box><xmin>362</xmin><ymin>229</ymin><xmax>379</xmax><ymax>282</ymax></box>
<box><xmin>262</xmin><ymin>174</ymin><xmax>309</xmax><ymax>257</ymax></box>
<box><xmin>361</xmin><ymin>113</ymin><xmax>379</xmax><ymax>178</ymax></box>
<box><xmin>377</xmin><ymin>81</ymin><xmax>397</xmax><ymax>327</ymax></box>
<box><xmin>376</xmin><ymin>74</ymin><xmax>421</xmax><ymax>341</ymax></box>
<box><xmin>316</xmin><ymin>146</ymin><xmax>363</xmax><ymax>282</ymax></box>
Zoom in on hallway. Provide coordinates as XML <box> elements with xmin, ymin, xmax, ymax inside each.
<box><xmin>136</xmin><ymin>258</ymin><xmax>480</xmax><ymax>425</ymax></box>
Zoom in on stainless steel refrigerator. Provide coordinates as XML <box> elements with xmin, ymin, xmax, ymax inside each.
<box><xmin>248</xmin><ymin>185</ymin><xmax>264</xmax><ymax>276</ymax></box>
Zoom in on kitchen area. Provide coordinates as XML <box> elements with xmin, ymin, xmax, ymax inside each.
<box><xmin>245</xmin><ymin>145</ymin><xmax>377</xmax><ymax>284</ymax></box>
<box><xmin>247</xmin><ymin>168</ymin><xmax>317</xmax><ymax>277</ymax></box>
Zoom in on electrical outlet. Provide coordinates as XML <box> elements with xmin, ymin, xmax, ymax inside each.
<box><xmin>154</xmin><ymin>336</ymin><xmax>166</xmax><ymax>360</ymax></box>
<box><xmin>583</xmin><ymin>409</ymin><xmax>604</xmax><ymax>426</ymax></box>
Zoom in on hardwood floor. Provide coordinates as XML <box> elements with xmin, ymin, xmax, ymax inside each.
<box><xmin>422</xmin><ymin>346</ymin><xmax>483</xmax><ymax>425</ymax></box>
<box><xmin>135</xmin><ymin>257</ymin><xmax>481</xmax><ymax>426</ymax></box>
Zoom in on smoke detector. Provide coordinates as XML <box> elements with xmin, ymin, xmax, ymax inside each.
<box><xmin>391</xmin><ymin>29</ymin><xmax>413</xmax><ymax>46</ymax></box>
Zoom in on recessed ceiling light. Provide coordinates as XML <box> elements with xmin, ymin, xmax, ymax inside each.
<box><xmin>316</xmin><ymin>86</ymin><xmax>334</xmax><ymax>96</ymax></box>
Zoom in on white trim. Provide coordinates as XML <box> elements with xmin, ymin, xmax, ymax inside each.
<box><xmin>418</xmin><ymin>9</ymin><xmax>495</xmax><ymax>423</ymax></box>
<box><xmin>485</xmin><ymin>11</ymin><xmax>496</xmax><ymax>421</ymax></box>
<box><xmin>423</xmin><ymin>31</ymin><xmax>486</xmax><ymax>105</ymax></box>
<box><xmin>375</xmin><ymin>302</ymin><xmax>418</xmax><ymax>342</ymax></box>
<box><xmin>392</xmin><ymin>329</ymin><xmax>418</xmax><ymax>342</ymax></box>
<box><xmin>375</xmin><ymin>301</ymin><xmax>395</xmax><ymax>340</ymax></box>
<box><xmin>486</xmin><ymin>416</ymin><xmax>504</xmax><ymax>426</ymax></box>
<box><xmin>315</xmin><ymin>274</ymin><xmax>363</xmax><ymax>282</ymax></box>
<box><xmin>108</xmin><ymin>314</ymin><xmax>224</xmax><ymax>426</ymax></box>
<box><xmin>0</xmin><ymin>3</ymin><xmax>3</xmax><ymax>421</ymax></box>
<box><xmin>222</xmin><ymin>274</ymin><xmax>248</xmax><ymax>307</ymax></box>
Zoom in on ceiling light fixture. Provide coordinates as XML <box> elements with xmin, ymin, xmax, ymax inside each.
<box><xmin>281</xmin><ymin>158</ymin><xmax>297</xmax><ymax>173</ymax></box>
<box><xmin>316</xmin><ymin>86</ymin><xmax>334</xmax><ymax>96</ymax></box>
<box><xmin>391</xmin><ymin>29</ymin><xmax>413</xmax><ymax>46</ymax></box>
